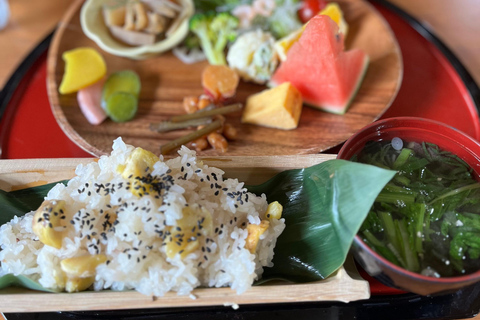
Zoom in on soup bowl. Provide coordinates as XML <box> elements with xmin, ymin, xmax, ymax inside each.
<box><xmin>337</xmin><ymin>117</ymin><xmax>480</xmax><ymax>296</ymax></box>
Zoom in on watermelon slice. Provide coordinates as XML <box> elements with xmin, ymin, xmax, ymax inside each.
<box><xmin>270</xmin><ymin>15</ymin><xmax>369</xmax><ymax>114</ymax></box>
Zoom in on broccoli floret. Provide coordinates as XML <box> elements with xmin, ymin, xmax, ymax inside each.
<box><xmin>189</xmin><ymin>12</ymin><xmax>239</xmax><ymax>65</ymax></box>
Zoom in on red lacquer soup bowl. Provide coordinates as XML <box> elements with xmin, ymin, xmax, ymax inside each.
<box><xmin>338</xmin><ymin>117</ymin><xmax>480</xmax><ymax>296</ymax></box>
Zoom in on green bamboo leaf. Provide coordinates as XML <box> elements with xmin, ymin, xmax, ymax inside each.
<box><xmin>0</xmin><ymin>274</ymin><xmax>57</xmax><ymax>292</ymax></box>
<box><xmin>0</xmin><ymin>181</ymin><xmax>67</xmax><ymax>226</ymax></box>
<box><xmin>248</xmin><ymin>159</ymin><xmax>396</xmax><ymax>282</ymax></box>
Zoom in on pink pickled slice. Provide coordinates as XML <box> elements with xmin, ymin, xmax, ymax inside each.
<box><xmin>77</xmin><ymin>78</ymin><xmax>107</xmax><ymax>125</ymax></box>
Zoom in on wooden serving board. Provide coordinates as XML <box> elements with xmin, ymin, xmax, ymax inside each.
<box><xmin>46</xmin><ymin>0</ymin><xmax>402</xmax><ymax>157</ymax></box>
<box><xmin>0</xmin><ymin>155</ymin><xmax>371</xmax><ymax>313</ymax></box>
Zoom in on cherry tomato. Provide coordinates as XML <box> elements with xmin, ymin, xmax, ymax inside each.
<box><xmin>298</xmin><ymin>0</ymin><xmax>328</xmax><ymax>23</ymax></box>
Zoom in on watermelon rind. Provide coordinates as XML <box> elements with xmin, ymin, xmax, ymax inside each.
<box><xmin>305</xmin><ymin>55</ymin><xmax>370</xmax><ymax>115</ymax></box>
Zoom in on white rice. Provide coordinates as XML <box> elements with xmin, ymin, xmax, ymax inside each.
<box><xmin>0</xmin><ymin>138</ymin><xmax>285</xmax><ymax>296</ymax></box>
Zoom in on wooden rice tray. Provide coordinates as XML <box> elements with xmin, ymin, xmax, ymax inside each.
<box><xmin>0</xmin><ymin>155</ymin><xmax>370</xmax><ymax>313</ymax></box>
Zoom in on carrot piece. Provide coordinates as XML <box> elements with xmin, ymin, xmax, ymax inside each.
<box><xmin>201</xmin><ymin>65</ymin><xmax>239</xmax><ymax>101</ymax></box>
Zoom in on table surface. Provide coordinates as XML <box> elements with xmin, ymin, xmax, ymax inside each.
<box><xmin>0</xmin><ymin>1</ymin><xmax>480</xmax><ymax>319</ymax></box>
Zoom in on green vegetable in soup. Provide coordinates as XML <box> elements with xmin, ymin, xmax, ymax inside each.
<box><xmin>356</xmin><ymin>140</ymin><xmax>480</xmax><ymax>277</ymax></box>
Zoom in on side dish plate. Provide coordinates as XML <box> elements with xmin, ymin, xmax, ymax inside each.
<box><xmin>46</xmin><ymin>0</ymin><xmax>402</xmax><ymax>157</ymax></box>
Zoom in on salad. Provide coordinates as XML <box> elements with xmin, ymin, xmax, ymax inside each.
<box><xmin>175</xmin><ymin>0</ymin><xmax>329</xmax><ymax>82</ymax></box>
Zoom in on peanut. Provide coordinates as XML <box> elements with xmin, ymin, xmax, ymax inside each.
<box><xmin>191</xmin><ymin>136</ymin><xmax>209</xmax><ymax>151</ymax></box>
<box><xmin>207</xmin><ymin>132</ymin><xmax>228</xmax><ymax>152</ymax></box>
<box><xmin>198</xmin><ymin>95</ymin><xmax>212</xmax><ymax>110</ymax></box>
<box><xmin>183</xmin><ymin>96</ymin><xmax>199</xmax><ymax>114</ymax></box>
<box><xmin>223</xmin><ymin>123</ymin><xmax>237</xmax><ymax>140</ymax></box>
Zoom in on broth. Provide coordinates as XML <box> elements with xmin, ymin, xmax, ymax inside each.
<box><xmin>354</xmin><ymin>139</ymin><xmax>480</xmax><ymax>277</ymax></box>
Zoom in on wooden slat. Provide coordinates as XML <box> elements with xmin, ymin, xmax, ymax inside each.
<box><xmin>0</xmin><ymin>268</ymin><xmax>369</xmax><ymax>313</ymax></box>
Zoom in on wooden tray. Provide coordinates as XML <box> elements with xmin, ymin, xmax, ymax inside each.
<box><xmin>46</xmin><ymin>0</ymin><xmax>402</xmax><ymax>157</ymax></box>
<box><xmin>0</xmin><ymin>155</ymin><xmax>371</xmax><ymax>313</ymax></box>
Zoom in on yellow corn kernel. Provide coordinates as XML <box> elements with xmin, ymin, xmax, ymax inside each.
<box><xmin>53</xmin><ymin>268</ymin><xmax>67</xmax><ymax>290</ymax></box>
<box><xmin>65</xmin><ymin>276</ymin><xmax>95</xmax><ymax>293</ymax></box>
<box><xmin>164</xmin><ymin>206</ymin><xmax>212</xmax><ymax>259</ymax></box>
<box><xmin>265</xmin><ymin>201</ymin><xmax>283</xmax><ymax>220</ymax></box>
<box><xmin>60</xmin><ymin>254</ymin><xmax>107</xmax><ymax>278</ymax></box>
<box><xmin>118</xmin><ymin>147</ymin><xmax>160</xmax><ymax>197</ymax></box>
<box><xmin>119</xmin><ymin>147</ymin><xmax>159</xmax><ymax>179</ymax></box>
<box><xmin>32</xmin><ymin>200</ymin><xmax>67</xmax><ymax>249</ymax></box>
<box><xmin>165</xmin><ymin>233</ymin><xmax>200</xmax><ymax>259</ymax></box>
<box><xmin>245</xmin><ymin>220</ymin><xmax>270</xmax><ymax>254</ymax></box>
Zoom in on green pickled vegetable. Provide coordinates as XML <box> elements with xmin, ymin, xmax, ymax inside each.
<box><xmin>104</xmin><ymin>92</ymin><xmax>138</xmax><ymax>123</ymax></box>
<box><xmin>102</xmin><ymin>70</ymin><xmax>141</xmax><ymax>105</ymax></box>
<box><xmin>101</xmin><ymin>70</ymin><xmax>141</xmax><ymax>122</ymax></box>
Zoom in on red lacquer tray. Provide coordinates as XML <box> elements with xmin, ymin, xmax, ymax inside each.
<box><xmin>1</xmin><ymin>1</ymin><xmax>480</xmax><ymax>319</ymax></box>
